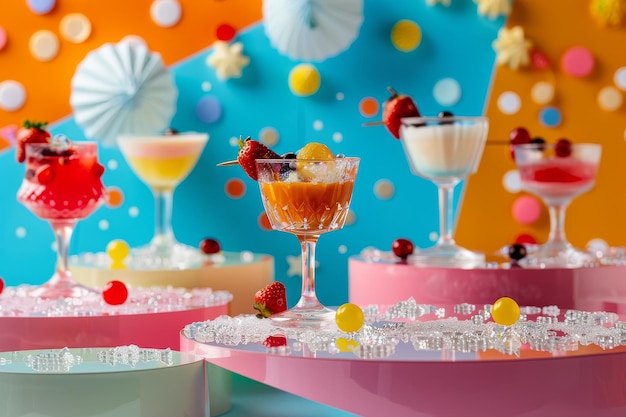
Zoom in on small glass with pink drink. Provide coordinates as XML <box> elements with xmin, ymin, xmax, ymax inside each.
<box><xmin>17</xmin><ymin>137</ymin><xmax>106</xmax><ymax>298</ymax></box>
<box><xmin>513</xmin><ymin>141</ymin><xmax>601</xmax><ymax>268</ymax></box>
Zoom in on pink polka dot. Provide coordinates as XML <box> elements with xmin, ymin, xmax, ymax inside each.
<box><xmin>512</xmin><ymin>195</ymin><xmax>542</xmax><ymax>225</ymax></box>
<box><xmin>0</xmin><ymin>26</ymin><xmax>7</xmax><ymax>51</ymax></box>
<box><xmin>561</xmin><ymin>46</ymin><xmax>594</xmax><ymax>78</ymax></box>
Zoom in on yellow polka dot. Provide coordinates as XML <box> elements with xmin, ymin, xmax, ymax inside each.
<box><xmin>288</xmin><ymin>64</ymin><xmax>320</xmax><ymax>96</ymax></box>
<box><xmin>391</xmin><ymin>20</ymin><xmax>421</xmax><ymax>52</ymax></box>
<box><xmin>597</xmin><ymin>86</ymin><xmax>622</xmax><ymax>111</ymax></box>
<box><xmin>29</xmin><ymin>30</ymin><xmax>59</xmax><ymax>62</ymax></box>
<box><xmin>531</xmin><ymin>81</ymin><xmax>554</xmax><ymax>104</ymax></box>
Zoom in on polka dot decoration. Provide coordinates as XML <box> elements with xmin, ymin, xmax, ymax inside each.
<box><xmin>614</xmin><ymin>67</ymin><xmax>626</xmax><ymax>90</ymax></box>
<box><xmin>514</xmin><ymin>233</ymin><xmax>537</xmax><ymax>245</ymax></box>
<box><xmin>597</xmin><ymin>86</ymin><xmax>622</xmax><ymax>111</ymax></box>
<box><xmin>288</xmin><ymin>64</ymin><xmax>320</xmax><ymax>96</ymax></box>
<box><xmin>359</xmin><ymin>97</ymin><xmax>379</xmax><ymax>117</ymax></box>
<box><xmin>0</xmin><ymin>81</ymin><xmax>26</xmax><ymax>112</ymax></box>
<box><xmin>433</xmin><ymin>78</ymin><xmax>461</xmax><ymax>106</ymax></box>
<box><xmin>332</xmin><ymin>132</ymin><xmax>343</xmax><ymax>143</ymax></box>
<box><xmin>258</xmin><ymin>212</ymin><xmax>272</xmax><ymax>231</ymax></box>
<box><xmin>29</xmin><ymin>30</ymin><xmax>59</xmax><ymax>61</ymax></box>
<box><xmin>313</xmin><ymin>120</ymin><xmax>323</xmax><ymax>131</ymax></box>
<box><xmin>60</xmin><ymin>13</ymin><xmax>92</xmax><ymax>44</ymax></box>
<box><xmin>497</xmin><ymin>91</ymin><xmax>521</xmax><ymax>114</ymax></box>
<box><xmin>502</xmin><ymin>170</ymin><xmax>522</xmax><ymax>193</ymax></box>
<box><xmin>27</xmin><ymin>0</ymin><xmax>56</xmax><ymax>15</ymax></box>
<box><xmin>216</xmin><ymin>23</ymin><xmax>236</xmax><ymax>41</ymax></box>
<box><xmin>374</xmin><ymin>179</ymin><xmax>395</xmax><ymax>200</ymax></box>
<box><xmin>105</xmin><ymin>187</ymin><xmax>124</xmax><ymax>208</ymax></box>
<box><xmin>150</xmin><ymin>0</ymin><xmax>182</xmax><ymax>28</ymax></box>
<box><xmin>0</xmin><ymin>26</ymin><xmax>7</xmax><ymax>51</ymax></box>
<box><xmin>225</xmin><ymin>178</ymin><xmax>246</xmax><ymax>199</ymax></box>
<box><xmin>539</xmin><ymin>106</ymin><xmax>562</xmax><ymax>127</ymax></box>
<box><xmin>561</xmin><ymin>46</ymin><xmax>594</xmax><ymax>78</ymax></box>
<box><xmin>512</xmin><ymin>195</ymin><xmax>541</xmax><ymax>225</ymax></box>
<box><xmin>196</xmin><ymin>96</ymin><xmax>222</xmax><ymax>123</ymax></box>
<box><xmin>345</xmin><ymin>210</ymin><xmax>356</xmax><ymax>226</ymax></box>
<box><xmin>586</xmin><ymin>238</ymin><xmax>609</xmax><ymax>253</ymax></box>
<box><xmin>390</xmin><ymin>20</ymin><xmax>422</xmax><ymax>52</ymax></box>
<box><xmin>531</xmin><ymin>81</ymin><xmax>554</xmax><ymax>105</ymax></box>
<box><xmin>259</xmin><ymin>127</ymin><xmax>279</xmax><ymax>146</ymax></box>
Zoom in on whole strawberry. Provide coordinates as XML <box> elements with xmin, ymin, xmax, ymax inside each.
<box><xmin>382</xmin><ymin>87</ymin><xmax>421</xmax><ymax>139</ymax></box>
<box><xmin>253</xmin><ymin>281</ymin><xmax>287</xmax><ymax>318</ymax></box>
<box><xmin>16</xmin><ymin>120</ymin><xmax>51</xmax><ymax>163</ymax></box>
<box><xmin>238</xmin><ymin>137</ymin><xmax>281</xmax><ymax>180</ymax></box>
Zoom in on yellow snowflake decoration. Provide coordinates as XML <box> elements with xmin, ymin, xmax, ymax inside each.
<box><xmin>590</xmin><ymin>0</ymin><xmax>625</xmax><ymax>26</ymax></box>
<box><xmin>474</xmin><ymin>0</ymin><xmax>511</xmax><ymax>19</ymax></box>
<box><xmin>492</xmin><ymin>26</ymin><xmax>533</xmax><ymax>70</ymax></box>
<box><xmin>426</xmin><ymin>0</ymin><xmax>451</xmax><ymax>6</ymax></box>
<box><xmin>206</xmin><ymin>41</ymin><xmax>250</xmax><ymax>80</ymax></box>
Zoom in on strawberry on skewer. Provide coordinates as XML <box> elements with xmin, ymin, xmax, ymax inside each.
<box><xmin>15</xmin><ymin>120</ymin><xmax>51</xmax><ymax>163</ymax></box>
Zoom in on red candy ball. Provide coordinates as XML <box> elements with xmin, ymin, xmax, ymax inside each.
<box><xmin>392</xmin><ymin>238</ymin><xmax>414</xmax><ymax>259</ymax></box>
<box><xmin>0</xmin><ymin>276</ymin><xmax>4</xmax><ymax>295</ymax></box>
<box><xmin>102</xmin><ymin>280</ymin><xmax>129</xmax><ymax>305</ymax></box>
<box><xmin>200</xmin><ymin>238</ymin><xmax>221</xmax><ymax>255</ymax></box>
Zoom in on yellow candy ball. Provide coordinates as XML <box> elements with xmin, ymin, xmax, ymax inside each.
<box><xmin>297</xmin><ymin>142</ymin><xmax>335</xmax><ymax>161</ymax></box>
<box><xmin>106</xmin><ymin>239</ymin><xmax>130</xmax><ymax>263</ymax></box>
<box><xmin>335</xmin><ymin>303</ymin><xmax>365</xmax><ymax>333</ymax></box>
<box><xmin>391</xmin><ymin>20</ymin><xmax>422</xmax><ymax>52</ymax></box>
<box><xmin>335</xmin><ymin>337</ymin><xmax>359</xmax><ymax>353</ymax></box>
<box><xmin>288</xmin><ymin>63</ymin><xmax>320</xmax><ymax>96</ymax></box>
<box><xmin>491</xmin><ymin>297</ymin><xmax>521</xmax><ymax>326</ymax></box>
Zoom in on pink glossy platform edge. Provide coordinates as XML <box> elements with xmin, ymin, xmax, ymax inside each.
<box><xmin>349</xmin><ymin>257</ymin><xmax>626</xmax><ymax>312</ymax></box>
<box><xmin>180</xmin><ymin>332</ymin><xmax>626</xmax><ymax>417</ymax></box>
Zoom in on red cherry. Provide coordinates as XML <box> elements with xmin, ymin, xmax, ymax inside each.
<box><xmin>555</xmin><ymin>138</ymin><xmax>572</xmax><ymax>157</ymax></box>
<box><xmin>514</xmin><ymin>234</ymin><xmax>537</xmax><ymax>245</ymax></box>
<box><xmin>509</xmin><ymin>127</ymin><xmax>531</xmax><ymax>159</ymax></box>
<box><xmin>200</xmin><ymin>238</ymin><xmax>221</xmax><ymax>254</ymax></box>
<box><xmin>392</xmin><ymin>238</ymin><xmax>414</xmax><ymax>259</ymax></box>
<box><xmin>0</xmin><ymin>276</ymin><xmax>4</xmax><ymax>295</ymax></box>
<box><xmin>102</xmin><ymin>280</ymin><xmax>129</xmax><ymax>305</ymax></box>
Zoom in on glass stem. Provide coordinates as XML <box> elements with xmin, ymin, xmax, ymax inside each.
<box><xmin>51</xmin><ymin>219</ymin><xmax>76</xmax><ymax>282</ymax></box>
<box><xmin>547</xmin><ymin>204</ymin><xmax>569</xmax><ymax>246</ymax></box>
<box><xmin>296</xmin><ymin>235</ymin><xmax>321</xmax><ymax>309</ymax></box>
<box><xmin>437</xmin><ymin>184</ymin><xmax>456</xmax><ymax>246</ymax></box>
<box><xmin>153</xmin><ymin>188</ymin><xmax>174</xmax><ymax>249</ymax></box>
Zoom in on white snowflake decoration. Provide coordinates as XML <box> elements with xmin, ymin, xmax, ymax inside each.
<box><xmin>474</xmin><ymin>0</ymin><xmax>511</xmax><ymax>19</ymax></box>
<box><xmin>206</xmin><ymin>41</ymin><xmax>250</xmax><ymax>80</ymax></box>
<box><xmin>492</xmin><ymin>26</ymin><xmax>533</xmax><ymax>70</ymax></box>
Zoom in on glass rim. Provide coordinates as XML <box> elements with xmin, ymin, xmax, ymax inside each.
<box><xmin>255</xmin><ymin>157</ymin><xmax>360</xmax><ymax>164</ymax></box>
<box><xmin>513</xmin><ymin>142</ymin><xmax>602</xmax><ymax>149</ymax></box>
<box><xmin>401</xmin><ymin>116</ymin><xmax>488</xmax><ymax>125</ymax></box>
<box><xmin>24</xmin><ymin>141</ymin><xmax>99</xmax><ymax>149</ymax></box>
<box><xmin>117</xmin><ymin>132</ymin><xmax>208</xmax><ymax>141</ymax></box>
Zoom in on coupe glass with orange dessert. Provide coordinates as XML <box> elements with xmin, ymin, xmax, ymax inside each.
<box><xmin>15</xmin><ymin>121</ymin><xmax>106</xmax><ymax>299</ymax></box>
<box><xmin>230</xmin><ymin>138</ymin><xmax>359</xmax><ymax>327</ymax></box>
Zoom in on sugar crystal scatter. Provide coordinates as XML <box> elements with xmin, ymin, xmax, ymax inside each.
<box><xmin>454</xmin><ymin>303</ymin><xmax>475</xmax><ymax>315</ymax></box>
<box><xmin>25</xmin><ymin>347</ymin><xmax>82</xmax><ymax>372</ymax></box>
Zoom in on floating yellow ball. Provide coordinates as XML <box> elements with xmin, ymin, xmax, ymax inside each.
<box><xmin>335</xmin><ymin>337</ymin><xmax>359</xmax><ymax>353</ymax></box>
<box><xmin>491</xmin><ymin>297</ymin><xmax>521</xmax><ymax>326</ymax></box>
<box><xmin>335</xmin><ymin>303</ymin><xmax>365</xmax><ymax>333</ymax></box>
<box><xmin>288</xmin><ymin>63</ymin><xmax>320</xmax><ymax>96</ymax></box>
<box><xmin>106</xmin><ymin>239</ymin><xmax>129</xmax><ymax>265</ymax></box>
<box><xmin>391</xmin><ymin>20</ymin><xmax>422</xmax><ymax>52</ymax></box>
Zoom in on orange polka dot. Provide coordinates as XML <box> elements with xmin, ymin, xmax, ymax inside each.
<box><xmin>359</xmin><ymin>97</ymin><xmax>379</xmax><ymax>117</ymax></box>
<box><xmin>225</xmin><ymin>178</ymin><xmax>246</xmax><ymax>198</ymax></box>
<box><xmin>106</xmin><ymin>187</ymin><xmax>124</xmax><ymax>208</ymax></box>
<box><xmin>258</xmin><ymin>212</ymin><xmax>273</xmax><ymax>231</ymax></box>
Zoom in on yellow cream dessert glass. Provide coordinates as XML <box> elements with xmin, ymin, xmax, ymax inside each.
<box><xmin>117</xmin><ymin>132</ymin><xmax>208</xmax><ymax>267</ymax></box>
<box><xmin>399</xmin><ymin>116</ymin><xmax>488</xmax><ymax>268</ymax></box>
<box><xmin>255</xmin><ymin>151</ymin><xmax>359</xmax><ymax>328</ymax></box>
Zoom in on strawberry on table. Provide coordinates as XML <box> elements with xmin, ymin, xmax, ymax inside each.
<box><xmin>382</xmin><ymin>87</ymin><xmax>421</xmax><ymax>139</ymax></box>
<box><xmin>237</xmin><ymin>136</ymin><xmax>281</xmax><ymax>181</ymax></box>
<box><xmin>253</xmin><ymin>281</ymin><xmax>287</xmax><ymax>318</ymax></box>
<box><xmin>16</xmin><ymin>120</ymin><xmax>51</xmax><ymax>163</ymax></box>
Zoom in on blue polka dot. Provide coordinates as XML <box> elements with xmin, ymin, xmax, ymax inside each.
<box><xmin>539</xmin><ymin>106</ymin><xmax>562</xmax><ymax>127</ymax></box>
<box><xmin>27</xmin><ymin>0</ymin><xmax>56</xmax><ymax>14</ymax></box>
<box><xmin>196</xmin><ymin>96</ymin><xmax>222</xmax><ymax>123</ymax></box>
<box><xmin>433</xmin><ymin>78</ymin><xmax>461</xmax><ymax>106</ymax></box>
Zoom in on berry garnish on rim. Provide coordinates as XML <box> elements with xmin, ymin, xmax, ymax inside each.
<box><xmin>382</xmin><ymin>87</ymin><xmax>421</xmax><ymax>138</ymax></box>
<box><xmin>555</xmin><ymin>138</ymin><xmax>572</xmax><ymax>157</ymax></box>
<box><xmin>217</xmin><ymin>136</ymin><xmax>281</xmax><ymax>181</ymax></box>
<box><xmin>253</xmin><ymin>281</ymin><xmax>287</xmax><ymax>318</ymax></box>
<box><xmin>16</xmin><ymin>120</ymin><xmax>51</xmax><ymax>163</ymax></box>
<box><xmin>437</xmin><ymin>111</ymin><xmax>454</xmax><ymax>125</ymax></box>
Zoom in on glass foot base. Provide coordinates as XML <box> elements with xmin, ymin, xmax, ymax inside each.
<box><xmin>409</xmin><ymin>244</ymin><xmax>485</xmax><ymax>269</ymax></box>
<box><xmin>520</xmin><ymin>244</ymin><xmax>597</xmax><ymax>268</ymax></box>
<box><xmin>29</xmin><ymin>275</ymin><xmax>99</xmax><ymax>300</ymax></box>
<box><xmin>270</xmin><ymin>306</ymin><xmax>336</xmax><ymax>328</ymax></box>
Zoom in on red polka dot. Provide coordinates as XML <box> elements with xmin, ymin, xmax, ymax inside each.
<box><xmin>216</xmin><ymin>23</ymin><xmax>236</xmax><ymax>41</ymax></box>
<box><xmin>359</xmin><ymin>97</ymin><xmax>379</xmax><ymax>117</ymax></box>
<box><xmin>225</xmin><ymin>178</ymin><xmax>245</xmax><ymax>199</ymax></box>
<box><xmin>258</xmin><ymin>212</ymin><xmax>272</xmax><ymax>231</ymax></box>
<box><xmin>512</xmin><ymin>195</ymin><xmax>541</xmax><ymax>225</ymax></box>
<box><xmin>515</xmin><ymin>234</ymin><xmax>537</xmax><ymax>245</ymax></box>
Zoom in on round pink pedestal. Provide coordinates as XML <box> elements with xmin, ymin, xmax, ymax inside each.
<box><xmin>349</xmin><ymin>256</ymin><xmax>626</xmax><ymax>312</ymax></box>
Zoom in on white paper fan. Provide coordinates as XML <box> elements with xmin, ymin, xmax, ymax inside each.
<box><xmin>70</xmin><ymin>40</ymin><xmax>178</xmax><ymax>147</ymax></box>
<box><xmin>263</xmin><ymin>0</ymin><xmax>364</xmax><ymax>62</ymax></box>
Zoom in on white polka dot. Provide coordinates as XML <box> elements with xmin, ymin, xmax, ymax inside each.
<box><xmin>338</xmin><ymin>245</ymin><xmax>347</xmax><ymax>254</ymax></box>
<box><xmin>150</xmin><ymin>0</ymin><xmax>182</xmax><ymax>27</ymax></box>
<box><xmin>259</xmin><ymin>127</ymin><xmax>279</xmax><ymax>146</ymax></box>
<box><xmin>531</xmin><ymin>81</ymin><xmax>554</xmax><ymax>105</ymax></box>
<box><xmin>597</xmin><ymin>86</ymin><xmax>622</xmax><ymax>111</ymax></box>
<box><xmin>433</xmin><ymin>78</ymin><xmax>461</xmax><ymax>106</ymax></box>
<box><xmin>332</xmin><ymin>132</ymin><xmax>343</xmax><ymax>143</ymax></box>
<box><xmin>336</xmin><ymin>92</ymin><xmax>344</xmax><ymax>101</ymax></box>
<box><xmin>345</xmin><ymin>210</ymin><xmax>356</xmax><ymax>226</ymax></box>
<box><xmin>0</xmin><ymin>80</ymin><xmax>26</xmax><ymax>111</ymax></box>
<box><xmin>497</xmin><ymin>91</ymin><xmax>521</xmax><ymax>114</ymax></box>
<box><xmin>614</xmin><ymin>67</ymin><xmax>626</xmax><ymax>90</ymax></box>
<box><xmin>428</xmin><ymin>231</ymin><xmax>438</xmax><ymax>242</ymax></box>
<box><xmin>60</xmin><ymin>13</ymin><xmax>91</xmax><ymax>43</ymax></box>
<box><xmin>586</xmin><ymin>238</ymin><xmax>609</xmax><ymax>253</ymax></box>
<box><xmin>374</xmin><ymin>179</ymin><xmax>394</xmax><ymax>199</ymax></box>
<box><xmin>202</xmin><ymin>81</ymin><xmax>212</xmax><ymax>92</ymax></box>
<box><xmin>98</xmin><ymin>219</ymin><xmax>109</xmax><ymax>230</ymax></box>
<box><xmin>229</xmin><ymin>136</ymin><xmax>240</xmax><ymax>146</ymax></box>
<box><xmin>107</xmin><ymin>159</ymin><xmax>118</xmax><ymax>170</ymax></box>
<box><xmin>502</xmin><ymin>170</ymin><xmax>522</xmax><ymax>193</ymax></box>
<box><xmin>15</xmin><ymin>227</ymin><xmax>26</xmax><ymax>238</ymax></box>
<box><xmin>128</xmin><ymin>206</ymin><xmax>139</xmax><ymax>217</ymax></box>
<box><xmin>29</xmin><ymin>30</ymin><xmax>59</xmax><ymax>61</ymax></box>
<box><xmin>313</xmin><ymin>120</ymin><xmax>323</xmax><ymax>131</ymax></box>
